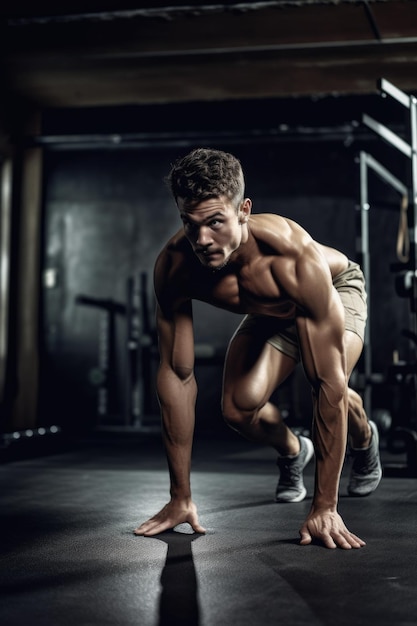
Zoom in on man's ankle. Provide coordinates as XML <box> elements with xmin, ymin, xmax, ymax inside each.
<box><xmin>277</xmin><ymin>436</ymin><xmax>300</xmax><ymax>458</ymax></box>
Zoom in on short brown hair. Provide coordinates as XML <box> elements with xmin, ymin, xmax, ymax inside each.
<box><xmin>166</xmin><ymin>148</ymin><xmax>245</xmax><ymax>208</ymax></box>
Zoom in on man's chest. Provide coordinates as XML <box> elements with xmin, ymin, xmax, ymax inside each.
<box><xmin>190</xmin><ymin>263</ymin><xmax>297</xmax><ymax>318</ymax></box>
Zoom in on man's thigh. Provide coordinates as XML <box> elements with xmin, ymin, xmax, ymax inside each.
<box><xmin>223</xmin><ymin>324</ymin><xmax>298</xmax><ymax>407</ymax></box>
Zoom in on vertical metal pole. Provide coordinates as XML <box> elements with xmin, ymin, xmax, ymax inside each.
<box><xmin>98</xmin><ymin>311</ymin><xmax>109</xmax><ymax>419</ymax></box>
<box><xmin>359</xmin><ymin>151</ymin><xmax>372</xmax><ymax>418</ymax></box>
<box><xmin>126</xmin><ymin>275</ymin><xmax>143</xmax><ymax>427</ymax></box>
<box><xmin>0</xmin><ymin>159</ymin><xmax>12</xmax><ymax>405</ymax></box>
<box><xmin>410</xmin><ymin>97</ymin><xmax>417</xmax><ymax>317</ymax></box>
<box><xmin>409</xmin><ymin>96</ymin><xmax>417</xmax><ymax>417</ymax></box>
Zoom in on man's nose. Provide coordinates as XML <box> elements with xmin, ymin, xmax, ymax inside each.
<box><xmin>196</xmin><ymin>226</ymin><xmax>212</xmax><ymax>246</ymax></box>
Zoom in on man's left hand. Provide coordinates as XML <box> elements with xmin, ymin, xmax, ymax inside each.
<box><xmin>299</xmin><ymin>507</ymin><xmax>366</xmax><ymax>549</ymax></box>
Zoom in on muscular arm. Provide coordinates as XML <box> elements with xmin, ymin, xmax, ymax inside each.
<box><xmin>292</xmin><ymin>250</ymin><xmax>346</xmax><ymax>504</ymax></box>
<box><xmin>156</xmin><ymin>299</ymin><xmax>197</xmax><ymax>501</ymax></box>
<box><xmin>278</xmin><ymin>242</ymin><xmax>364</xmax><ymax>548</ymax></box>
<box><xmin>134</xmin><ymin>252</ymin><xmax>206</xmax><ymax>536</ymax></box>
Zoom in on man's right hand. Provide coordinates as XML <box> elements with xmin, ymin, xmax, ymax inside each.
<box><xmin>134</xmin><ymin>498</ymin><xmax>207</xmax><ymax>536</ymax></box>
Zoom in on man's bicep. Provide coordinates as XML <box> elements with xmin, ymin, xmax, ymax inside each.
<box><xmin>295</xmin><ymin>246</ymin><xmax>335</xmax><ymax>317</ymax></box>
<box><xmin>157</xmin><ymin>300</ymin><xmax>195</xmax><ymax>379</ymax></box>
<box><xmin>296</xmin><ymin>294</ymin><xmax>346</xmax><ymax>390</ymax></box>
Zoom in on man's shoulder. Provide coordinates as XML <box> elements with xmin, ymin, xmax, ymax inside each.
<box><xmin>155</xmin><ymin>231</ymin><xmax>195</xmax><ymax>291</ymax></box>
<box><xmin>249</xmin><ymin>213</ymin><xmax>311</xmax><ymax>256</ymax></box>
<box><xmin>250</xmin><ymin>212</ymin><xmax>287</xmax><ymax>228</ymax></box>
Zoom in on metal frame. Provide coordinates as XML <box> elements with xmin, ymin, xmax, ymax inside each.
<box><xmin>360</xmin><ymin>78</ymin><xmax>417</xmax><ymax>419</ymax></box>
<box><xmin>0</xmin><ymin>159</ymin><xmax>12</xmax><ymax>405</ymax></box>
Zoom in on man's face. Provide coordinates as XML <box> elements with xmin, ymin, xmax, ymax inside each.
<box><xmin>177</xmin><ymin>196</ymin><xmax>250</xmax><ymax>271</ymax></box>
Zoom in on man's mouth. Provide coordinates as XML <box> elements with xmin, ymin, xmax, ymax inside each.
<box><xmin>196</xmin><ymin>249</ymin><xmax>229</xmax><ymax>271</ymax></box>
<box><xmin>198</xmin><ymin>248</ymin><xmax>218</xmax><ymax>258</ymax></box>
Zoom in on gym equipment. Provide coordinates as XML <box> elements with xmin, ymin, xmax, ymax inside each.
<box><xmin>76</xmin><ymin>295</ymin><xmax>124</xmax><ymax>422</ymax></box>
<box><xmin>358</xmin><ymin>78</ymin><xmax>417</xmax><ymax>477</ymax></box>
<box><xmin>125</xmin><ymin>272</ymin><xmax>159</xmax><ymax>431</ymax></box>
<box><xmin>76</xmin><ymin>274</ymin><xmax>160</xmax><ymax>432</ymax></box>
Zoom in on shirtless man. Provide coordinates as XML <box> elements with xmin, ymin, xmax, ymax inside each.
<box><xmin>134</xmin><ymin>148</ymin><xmax>382</xmax><ymax>549</ymax></box>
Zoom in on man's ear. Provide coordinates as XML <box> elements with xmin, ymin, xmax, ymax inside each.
<box><xmin>239</xmin><ymin>198</ymin><xmax>252</xmax><ymax>223</ymax></box>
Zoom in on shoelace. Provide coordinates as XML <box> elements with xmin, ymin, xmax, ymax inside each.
<box><xmin>351</xmin><ymin>446</ymin><xmax>378</xmax><ymax>474</ymax></box>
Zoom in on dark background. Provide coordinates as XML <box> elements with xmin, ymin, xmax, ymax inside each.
<box><xmin>1</xmin><ymin>1</ymin><xmax>416</xmax><ymax>441</ymax></box>
<box><xmin>38</xmin><ymin>96</ymin><xmax>412</xmax><ymax>434</ymax></box>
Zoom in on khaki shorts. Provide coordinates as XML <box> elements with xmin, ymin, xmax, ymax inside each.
<box><xmin>233</xmin><ymin>260</ymin><xmax>367</xmax><ymax>363</ymax></box>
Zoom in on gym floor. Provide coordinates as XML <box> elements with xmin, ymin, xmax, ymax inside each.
<box><xmin>1</xmin><ymin>428</ymin><xmax>416</xmax><ymax>626</ymax></box>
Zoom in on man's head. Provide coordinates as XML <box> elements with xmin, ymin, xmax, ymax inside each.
<box><xmin>166</xmin><ymin>148</ymin><xmax>245</xmax><ymax>209</ymax></box>
<box><xmin>167</xmin><ymin>148</ymin><xmax>251</xmax><ymax>271</ymax></box>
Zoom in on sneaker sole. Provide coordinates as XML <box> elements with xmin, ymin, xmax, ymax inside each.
<box><xmin>347</xmin><ymin>469</ymin><xmax>382</xmax><ymax>497</ymax></box>
<box><xmin>276</xmin><ymin>485</ymin><xmax>307</xmax><ymax>503</ymax></box>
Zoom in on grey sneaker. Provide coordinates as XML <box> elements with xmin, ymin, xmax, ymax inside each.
<box><xmin>348</xmin><ymin>420</ymin><xmax>382</xmax><ymax>497</ymax></box>
<box><xmin>275</xmin><ymin>436</ymin><xmax>314</xmax><ymax>503</ymax></box>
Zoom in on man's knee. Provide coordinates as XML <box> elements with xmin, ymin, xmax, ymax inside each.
<box><xmin>222</xmin><ymin>398</ymin><xmax>245</xmax><ymax>430</ymax></box>
<box><xmin>222</xmin><ymin>394</ymin><xmax>255</xmax><ymax>431</ymax></box>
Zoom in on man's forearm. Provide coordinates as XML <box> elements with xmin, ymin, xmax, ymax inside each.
<box><xmin>311</xmin><ymin>389</ymin><xmax>348</xmax><ymax>510</ymax></box>
<box><xmin>157</xmin><ymin>365</ymin><xmax>198</xmax><ymax>499</ymax></box>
